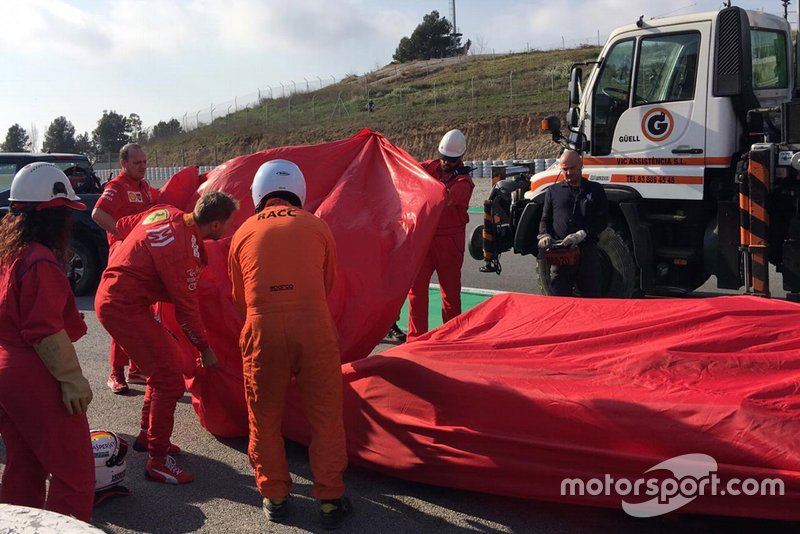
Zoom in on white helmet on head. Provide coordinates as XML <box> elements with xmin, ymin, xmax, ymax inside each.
<box><xmin>91</xmin><ymin>430</ymin><xmax>128</xmax><ymax>491</ymax></box>
<box><xmin>251</xmin><ymin>159</ymin><xmax>307</xmax><ymax>210</ymax></box>
<box><xmin>9</xmin><ymin>162</ymin><xmax>86</xmax><ymax>211</ymax></box>
<box><xmin>438</xmin><ymin>129</ymin><xmax>467</xmax><ymax>158</ymax></box>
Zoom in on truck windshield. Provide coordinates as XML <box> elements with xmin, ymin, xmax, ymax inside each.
<box><xmin>751</xmin><ymin>29</ymin><xmax>787</xmax><ymax>89</ymax></box>
<box><xmin>592</xmin><ymin>39</ymin><xmax>634</xmax><ymax>155</ymax></box>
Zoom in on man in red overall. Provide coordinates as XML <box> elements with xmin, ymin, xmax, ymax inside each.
<box><xmin>95</xmin><ymin>192</ymin><xmax>237</xmax><ymax>484</ymax></box>
<box><xmin>93</xmin><ymin>143</ymin><xmax>159</xmax><ymax>394</ymax></box>
<box><xmin>0</xmin><ymin>163</ymin><xmax>94</xmax><ymax>520</ymax></box>
<box><xmin>408</xmin><ymin>129</ymin><xmax>474</xmax><ymax>339</ymax></box>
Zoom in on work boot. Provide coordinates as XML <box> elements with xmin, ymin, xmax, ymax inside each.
<box><xmin>385</xmin><ymin>323</ymin><xmax>407</xmax><ymax>343</ymax></box>
<box><xmin>320</xmin><ymin>497</ymin><xmax>352</xmax><ymax>530</ymax></box>
<box><xmin>106</xmin><ymin>367</ymin><xmax>129</xmax><ymax>395</ymax></box>
<box><xmin>133</xmin><ymin>430</ymin><xmax>181</xmax><ymax>454</ymax></box>
<box><xmin>145</xmin><ymin>455</ymin><xmax>193</xmax><ymax>484</ymax></box>
<box><xmin>126</xmin><ymin>366</ymin><xmax>147</xmax><ymax>385</ymax></box>
<box><xmin>262</xmin><ymin>496</ymin><xmax>290</xmax><ymax>523</ymax></box>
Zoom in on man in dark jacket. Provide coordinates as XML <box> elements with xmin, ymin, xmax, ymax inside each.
<box><xmin>538</xmin><ymin>150</ymin><xmax>608</xmax><ymax>297</ymax></box>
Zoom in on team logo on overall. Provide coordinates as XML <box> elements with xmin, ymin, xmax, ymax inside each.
<box><xmin>128</xmin><ymin>191</ymin><xmax>144</xmax><ymax>203</ymax></box>
<box><xmin>641</xmin><ymin>108</ymin><xmax>674</xmax><ymax>142</ymax></box>
<box><xmin>143</xmin><ymin>209</ymin><xmax>170</xmax><ymax>225</ymax></box>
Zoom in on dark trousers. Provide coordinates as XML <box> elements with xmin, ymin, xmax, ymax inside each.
<box><xmin>550</xmin><ymin>242</ymin><xmax>601</xmax><ymax>297</ymax></box>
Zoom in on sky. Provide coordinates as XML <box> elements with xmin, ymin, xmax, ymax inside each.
<box><xmin>0</xmin><ymin>0</ymin><xmax>791</xmax><ymax>147</ymax></box>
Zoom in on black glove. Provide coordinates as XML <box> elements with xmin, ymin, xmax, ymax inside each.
<box><xmin>454</xmin><ymin>165</ymin><xmax>475</xmax><ymax>176</ymax></box>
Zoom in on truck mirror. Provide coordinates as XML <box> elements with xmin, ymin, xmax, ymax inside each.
<box><xmin>713</xmin><ymin>7</ymin><xmax>752</xmax><ymax>97</ymax></box>
<box><xmin>569</xmin><ymin>67</ymin><xmax>583</xmax><ymax>106</ymax></box>
<box><xmin>541</xmin><ymin>115</ymin><xmax>561</xmax><ymax>134</ymax></box>
<box><xmin>568</xmin><ymin>107</ymin><xmax>580</xmax><ymax>129</ymax></box>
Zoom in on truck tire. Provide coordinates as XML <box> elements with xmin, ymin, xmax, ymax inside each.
<box><xmin>69</xmin><ymin>238</ymin><xmax>100</xmax><ymax>296</ymax></box>
<box><xmin>468</xmin><ymin>224</ymin><xmax>484</xmax><ymax>261</ymax></box>
<box><xmin>536</xmin><ymin>227</ymin><xmax>637</xmax><ymax>298</ymax></box>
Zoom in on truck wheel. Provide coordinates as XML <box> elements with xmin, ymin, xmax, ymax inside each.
<box><xmin>536</xmin><ymin>227</ymin><xmax>637</xmax><ymax>298</ymax></box>
<box><xmin>69</xmin><ymin>238</ymin><xmax>100</xmax><ymax>296</ymax></box>
<box><xmin>468</xmin><ymin>224</ymin><xmax>484</xmax><ymax>261</ymax></box>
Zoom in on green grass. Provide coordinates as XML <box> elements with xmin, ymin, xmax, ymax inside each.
<box><xmin>144</xmin><ymin>47</ymin><xmax>601</xmax><ymax>166</ymax></box>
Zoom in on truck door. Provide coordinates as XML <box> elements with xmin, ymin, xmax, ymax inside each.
<box><xmin>587</xmin><ymin>23</ymin><xmax>710</xmax><ymax>200</ymax></box>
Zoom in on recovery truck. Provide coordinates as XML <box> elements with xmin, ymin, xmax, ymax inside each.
<box><xmin>469</xmin><ymin>3</ymin><xmax>800</xmax><ymax>301</ymax></box>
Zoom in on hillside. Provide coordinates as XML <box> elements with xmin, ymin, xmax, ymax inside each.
<box><xmin>143</xmin><ymin>46</ymin><xmax>601</xmax><ymax>166</ymax></box>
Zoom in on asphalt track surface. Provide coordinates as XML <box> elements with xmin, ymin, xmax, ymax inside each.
<box><xmin>1</xmin><ymin>182</ymin><xmax>797</xmax><ymax>533</ymax></box>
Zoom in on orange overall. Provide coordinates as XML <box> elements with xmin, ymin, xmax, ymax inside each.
<box><xmin>228</xmin><ymin>203</ymin><xmax>346</xmax><ymax>500</ymax></box>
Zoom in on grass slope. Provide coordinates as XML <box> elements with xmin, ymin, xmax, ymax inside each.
<box><xmin>144</xmin><ymin>46</ymin><xmax>601</xmax><ymax>166</ymax></box>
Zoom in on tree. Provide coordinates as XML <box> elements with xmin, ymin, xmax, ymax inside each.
<box><xmin>92</xmin><ymin>110</ymin><xmax>131</xmax><ymax>155</ymax></box>
<box><xmin>151</xmin><ymin>118</ymin><xmax>183</xmax><ymax>140</ymax></box>
<box><xmin>43</xmin><ymin>116</ymin><xmax>77</xmax><ymax>153</ymax></box>
<box><xmin>128</xmin><ymin>113</ymin><xmax>148</xmax><ymax>144</ymax></box>
<box><xmin>27</xmin><ymin>123</ymin><xmax>39</xmax><ymax>152</ymax></box>
<box><xmin>2</xmin><ymin>124</ymin><xmax>30</xmax><ymax>152</ymax></box>
<box><xmin>74</xmin><ymin>132</ymin><xmax>95</xmax><ymax>157</ymax></box>
<box><xmin>392</xmin><ymin>11</ymin><xmax>461</xmax><ymax>63</ymax></box>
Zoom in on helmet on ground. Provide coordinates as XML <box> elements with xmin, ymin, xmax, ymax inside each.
<box><xmin>438</xmin><ymin>129</ymin><xmax>467</xmax><ymax>158</ymax></box>
<box><xmin>9</xmin><ymin>162</ymin><xmax>86</xmax><ymax>211</ymax></box>
<box><xmin>251</xmin><ymin>159</ymin><xmax>306</xmax><ymax>210</ymax></box>
<box><xmin>90</xmin><ymin>430</ymin><xmax>128</xmax><ymax>491</ymax></box>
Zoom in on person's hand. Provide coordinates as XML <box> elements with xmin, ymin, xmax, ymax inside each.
<box><xmin>61</xmin><ymin>376</ymin><xmax>93</xmax><ymax>415</ymax></box>
<box><xmin>537</xmin><ymin>233</ymin><xmax>552</xmax><ymax>250</ymax></box>
<box><xmin>561</xmin><ymin>230</ymin><xmax>587</xmax><ymax>248</ymax></box>
<box><xmin>200</xmin><ymin>347</ymin><xmax>218</xmax><ymax>368</ymax></box>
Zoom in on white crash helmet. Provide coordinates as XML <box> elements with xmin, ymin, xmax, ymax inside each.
<box><xmin>438</xmin><ymin>129</ymin><xmax>467</xmax><ymax>158</ymax></box>
<box><xmin>251</xmin><ymin>159</ymin><xmax>307</xmax><ymax>210</ymax></box>
<box><xmin>90</xmin><ymin>430</ymin><xmax>128</xmax><ymax>491</ymax></box>
<box><xmin>9</xmin><ymin>162</ymin><xmax>86</xmax><ymax>211</ymax></box>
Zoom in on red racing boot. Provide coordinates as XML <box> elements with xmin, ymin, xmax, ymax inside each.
<box><xmin>145</xmin><ymin>455</ymin><xmax>193</xmax><ymax>484</ymax></box>
<box><xmin>133</xmin><ymin>430</ymin><xmax>181</xmax><ymax>454</ymax></box>
<box><xmin>107</xmin><ymin>367</ymin><xmax>129</xmax><ymax>394</ymax></box>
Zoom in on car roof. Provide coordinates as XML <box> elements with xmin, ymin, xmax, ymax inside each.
<box><xmin>0</xmin><ymin>152</ymin><xmax>90</xmax><ymax>161</ymax></box>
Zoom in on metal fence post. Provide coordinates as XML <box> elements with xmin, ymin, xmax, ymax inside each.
<box><xmin>510</xmin><ymin>70</ymin><xmax>513</xmax><ymax>108</ymax></box>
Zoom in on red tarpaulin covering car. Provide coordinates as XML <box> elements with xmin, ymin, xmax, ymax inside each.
<box><xmin>159</xmin><ymin>130</ymin><xmax>800</xmax><ymax>520</ymax></box>
<box><xmin>285</xmin><ymin>293</ymin><xmax>800</xmax><ymax>520</ymax></box>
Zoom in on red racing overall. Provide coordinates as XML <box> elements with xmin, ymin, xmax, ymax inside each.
<box><xmin>95</xmin><ymin>172</ymin><xmax>159</xmax><ymax>371</ymax></box>
<box><xmin>95</xmin><ymin>206</ymin><xmax>209</xmax><ymax>458</ymax></box>
<box><xmin>408</xmin><ymin>159</ymin><xmax>474</xmax><ymax>339</ymax></box>
<box><xmin>0</xmin><ymin>243</ymin><xmax>94</xmax><ymax>521</ymax></box>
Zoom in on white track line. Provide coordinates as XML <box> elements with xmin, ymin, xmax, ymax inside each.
<box><xmin>429</xmin><ymin>283</ymin><xmax>507</xmax><ymax>296</ymax></box>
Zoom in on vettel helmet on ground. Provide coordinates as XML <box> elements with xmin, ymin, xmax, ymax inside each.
<box><xmin>438</xmin><ymin>129</ymin><xmax>467</xmax><ymax>158</ymax></box>
<box><xmin>90</xmin><ymin>430</ymin><xmax>128</xmax><ymax>491</ymax></box>
<box><xmin>251</xmin><ymin>159</ymin><xmax>307</xmax><ymax>210</ymax></box>
<box><xmin>9</xmin><ymin>162</ymin><xmax>86</xmax><ymax>211</ymax></box>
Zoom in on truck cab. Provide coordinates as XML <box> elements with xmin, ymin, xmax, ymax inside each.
<box><xmin>473</xmin><ymin>6</ymin><xmax>800</xmax><ymax>299</ymax></box>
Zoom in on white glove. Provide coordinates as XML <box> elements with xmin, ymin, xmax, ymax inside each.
<box><xmin>560</xmin><ymin>230</ymin><xmax>587</xmax><ymax>248</ymax></box>
<box><xmin>537</xmin><ymin>234</ymin><xmax>552</xmax><ymax>250</ymax></box>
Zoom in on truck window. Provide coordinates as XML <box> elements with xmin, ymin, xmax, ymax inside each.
<box><xmin>634</xmin><ymin>32</ymin><xmax>699</xmax><ymax>105</ymax></box>
<box><xmin>751</xmin><ymin>29</ymin><xmax>787</xmax><ymax>89</ymax></box>
<box><xmin>592</xmin><ymin>39</ymin><xmax>634</xmax><ymax>156</ymax></box>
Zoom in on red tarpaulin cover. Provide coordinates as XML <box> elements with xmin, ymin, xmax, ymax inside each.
<box><xmin>157</xmin><ymin>131</ymin><xmax>800</xmax><ymax>520</ymax></box>
<box><xmin>285</xmin><ymin>293</ymin><xmax>800</xmax><ymax>520</ymax></box>
<box><xmin>163</xmin><ymin>129</ymin><xmax>445</xmax><ymax>437</ymax></box>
